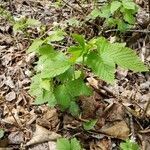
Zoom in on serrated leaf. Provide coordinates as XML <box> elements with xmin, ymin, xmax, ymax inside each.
<box><xmin>72</xmin><ymin>34</ymin><xmax>85</xmax><ymax>48</ymax></box>
<box><xmin>66</xmin><ymin>78</ymin><xmax>92</xmax><ymax>97</ymax></box>
<box><xmin>69</xmin><ymin>101</ymin><xmax>80</xmax><ymax>117</ymax></box>
<box><xmin>123</xmin><ymin>11</ymin><xmax>135</xmax><ymax>24</ymax></box>
<box><xmin>87</xmin><ymin>8</ymin><xmax>101</xmax><ymax>20</ymax></box>
<box><xmin>105</xmin><ymin>43</ymin><xmax>148</xmax><ymax>72</ymax></box>
<box><xmin>37</xmin><ymin>53</ymin><xmax>71</xmax><ymax>78</ymax></box>
<box><xmin>46</xmin><ymin>29</ymin><xmax>65</xmax><ymax>42</ymax></box>
<box><xmin>57</xmin><ymin>138</ymin><xmax>70</xmax><ymax>150</ymax></box>
<box><xmin>54</xmin><ymin>84</ymin><xmax>71</xmax><ymax>110</ymax></box>
<box><xmin>110</xmin><ymin>1</ymin><xmax>121</xmax><ymax>14</ymax></box>
<box><xmin>29</xmin><ymin>74</ymin><xmax>43</xmax><ymax>96</ymax></box>
<box><xmin>38</xmin><ymin>44</ymin><xmax>55</xmax><ymax>55</ymax></box>
<box><xmin>70</xmin><ymin>138</ymin><xmax>82</xmax><ymax>150</ymax></box>
<box><xmin>120</xmin><ymin>140</ymin><xmax>140</xmax><ymax>150</ymax></box>
<box><xmin>27</xmin><ymin>39</ymin><xmax>44</xmax><ymax>53</ymax></box>
<box><xmin>68</xmin><ymin>46</ymin><xmax>83</xmax><ymax>62</ymax></box>
<box><xmin>86</xmin><ymin>51</ymin><xmax>115</xmax><ymax>83</ymax></box>
<box><xmin>57</xmin><ymin>67</ymin><xmax>74</xmax><ymax>82</ymax></box>
<box><xmin>122</xmin><ymin>1</ymin><xmax>136</xmax><ymax>10</ymax></box>
<box><xmin>99</xmin><ymin>5</ymin><xmax>111</xmax><ymax>18</ymax></box>
<box><xmin>35</xmin><ymin>89</ymin><xmax>56</xmax><ymax>107</ymax></box>
<box><xmin>83</xmin><ymin>119</ymin><xmax>97</xmax><ymax>131</ymax></box>
<box><xmin>40</xmin><ymin>79</ymin><xmax>50</xmax><ymax>91</ymax></box>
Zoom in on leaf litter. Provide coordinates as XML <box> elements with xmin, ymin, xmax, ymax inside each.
<box><xmin>0</xmin><ymin>0</ymin><xmax>150</xmax><ymax>149</ymax></box>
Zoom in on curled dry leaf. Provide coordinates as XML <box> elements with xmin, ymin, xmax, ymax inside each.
<box><xmin>26</xmin><ymin>124</ymin><xmax>61</xmax><ymax>146</ymax></box>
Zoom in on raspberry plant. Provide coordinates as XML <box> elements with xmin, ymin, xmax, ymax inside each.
<box><xmin>28</xmin><ymin>33</ymin><xmax>148</xmax><ymax>116</ymax></box>
<box><xmin>88</xmin><ymin>0</ymin><xmax>138</xmax><ymax>31</ymax></box>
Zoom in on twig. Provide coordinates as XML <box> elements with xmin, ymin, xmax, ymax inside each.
<box><xmin>5</xmin><ymin>103</ymin><xmax>23</xmax><ymax>130</ymax></box>
<box><xmin>142</xmin><ymin>98</ymin><xmax>150</xmax><ymax>118</ymax></box>
<box><xmin>61</xmin><ymin>0</ymin><xmax>85</xmax><ymax>15</ymax></box>
<box><xmin>105</xmin><ymin>29</ymin><xmax>150</xmax><ymax>34</ymax></box>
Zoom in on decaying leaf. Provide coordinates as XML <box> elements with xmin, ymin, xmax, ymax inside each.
<box><xmin>26</xmin><ymin>124</ymin><xmax>61</xmax><ymax>146</ymax></box>
<box><xmin>100</xmin><ymin>121</ymin><xmax>129</xmax><ymax>140</ymax></box>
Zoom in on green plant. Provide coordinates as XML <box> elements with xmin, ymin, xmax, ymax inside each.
<box><xmin>0</xmin><ymin>6</ymin><xmax>14</xmax><ymax>23</ymax></box>
<box><xmin>28</xmin><ymin>33</ymin><xmax>148</xmax><ymax>115</ymax></box>
<box><xmin>13</xmin><ymin>17</ymin><xmax>41</xmax><ymax>32</ymax></box>
<box><xmin>57</xmin><ymin>138</ymin><xmax>82</xmax><ymax>150</ymax></box>
<box><xmin>120</xmin><ymin>140</ymin><xmax>140</xmax><ymax>150</ymax></box>
<box><xmin>87</xmin><ymin>0</ymin><xmax>138</xmax><ymax>31</ymax></box>
<box><xmin>0</xmin><ymin>129</ymin><xmax>4</xmax><ymax>139</ymax></box>
<box><xmin>83</xmin><ymin>119</ymin><xmax>97</xmax><ymax>130</ymax></box>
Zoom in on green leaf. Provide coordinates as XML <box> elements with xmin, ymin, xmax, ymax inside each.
<box><xmin>120</xmin><ymin>140</ymin><xmax>140</xmax><ymax>150</ymax></box>
<box><xmin>69</xmin><ymin>101</ymin><xmax>80</xmax><ymax>117</ymax></box>
<box><xmin>70</xmin><ymin>138</ymin><xmax>82</xmax><ymax>150</ymax></box>
<box><xmin>99</xmin><ymin>5</ymin><xmax>111</xmax><ymax>18</ymax></box>
<box><xmin>29</xmin><ymin>74</ymin><xmax>43</xmax><ymax>96</ymax></box>
<box><xmin>26</xmin><ymin>18</ymin><xmax>41</xmax><ymax>26</ymax></box>
<box><xmin>83</xmin><ymin>119</ymin><xmax>97</xmax><ymax>131</ymax></box>
<box><xmin>110</xmin><ymin>1</ymin><xmax>121</xmax><ymax>14</ymax></box>
<box><xmin>37</xmin><ymin>53</ymin><xmax>71</xmax><ymax>78</ymax></box>
<box><xmin>122</xmin><ymin>0</ymin><xmax>136</xmax><ymax>10</ymax></box>
<box><xmin>117</xmin><ymin>20</ymin><xmax>131</xmax><ymax>32</ymax></box>
<box><xmin>54</xmin><ymin>84</ymin><xmax>71</xmax><ymax>110</ymax></box>
<box><xmin>0</xmin><ymin>129</ymin><xmax>4</xmax><ymax>139</ymax></box>
<box><xmin>87</xmin><ymin>8</ymin><xmax>101</xmax><ymax>20</ymax></box>
<box><xmin>86</xmin><ymin>51</ymin><xmax>115</xmax><ymax>83</ymax></box>
<box><xmin>58</xmin><ymin>67</ymin><xmax>74</xmax><ymax>82</ymax></box>
<box><xmin>54</xmin><ymin>78</ymin><xmax>92</xmax><ymax>110</ymax></box>
<box><xmin>57</xmin><ymin>138</ymin><xmax>70</xmax><ymax>150</ymax></box>
<box><xmin>27</xmin><ymin>39</ymin><xmax>44</xmax><ymax>53</ymax></box>
<box><xmin>40</xmin><ymin>79</ymin><xmax>50</xmax><ymax>91</ymax></box>
<box><xmin>46</xmin><ymin>29</ymin><xmax>65</xmax><ymax>42</ymax></box>
<box><xmin>68</xmin><ymin>46</ymin><xmax>84</xmax><ymax>62</ymax></box>
<box><xmin>67</xmin><ymin>17</ymin><xmax>80</xmax><ymax>27</ymax></box>
<box><xmin>72</xmin><ymin>34</ymin><xmax>85</xmax><ymax>48</ymax></box>
<box><xmin>66</xmin><ymin>78</ymin><xmax>92</xmax><ymax>97</ymax></box>
<box><xmin>106</xmin><ymin>43</ymin><xmax>148</xmax><ymax>72</ymax></box>
<box><xmin>123</xmin><ymin>10</ymin><xmax>135</xmax><ymax>24</ymax></box>
<box><xmin>38</xmin><ymin>44</ymin><xmax>55</xmax><ymax>55</ymax></box>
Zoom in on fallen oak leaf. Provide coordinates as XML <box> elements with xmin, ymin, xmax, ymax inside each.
<box><xmin>26</xmin><ymin>124</ymin><xmax>61</xmax><ymax>146</ymax></box>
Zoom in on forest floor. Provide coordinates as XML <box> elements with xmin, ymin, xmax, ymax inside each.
<box><xmin>0</xmin><ymin>0</ymin><xmax>150</xmax><ymax>149</ymax></box>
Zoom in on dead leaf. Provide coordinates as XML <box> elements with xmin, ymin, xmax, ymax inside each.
<box><xmin>8</xmin><ymin>131</ymin><xmax>24</xmax><ymax>144</ymax></box>
<box><xmin>26</xmin><ymin>124</ymin><xmax>61</xmax><ymax>146</ymax></box>
<box><xmin>5</xmin><ymin>91</ymin><xmax>16</xmax><ymax>101</ymax></box>
<box><xmin>48</xmin><ymin>141</ymin><xmax>57</xmax><ymax>150</ymax></box>
<box><xmin>90</xmin><ymin>138</ymin><xmax>111</xmax><ymax>150</ymax></box>
<box><xmin>28</xmin><ymin>143</ymin><xmax>49</xmax><ymax>150</ymax></box>
<box><xmin>100</xmin><ymin>121</ymin><xmax>129</xmax><ymax>140</ymax></box>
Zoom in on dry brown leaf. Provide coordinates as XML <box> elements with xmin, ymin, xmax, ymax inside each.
<box><xmin>8</xmin><ymin>131</ymin><xmax>24</xmax><ymax>144</ymax></box>
<box><xmin>90</xmin><ymin>139</ymin><xmax>112</xmax><ymax>150</ymax></box>
<box><xmin>26</xmin><ymin>124</ymin><xmax>61</xmax><ymax>146</ymax></box>
<box><xmin>100</xmin><ymin>121</ymin><xmax>129</xmax><ymax>140</ymax></box>
<box><xmin>5</xmin><ymin>91</ymin><xmax>16</xmax><ymax>101</ymax></box>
